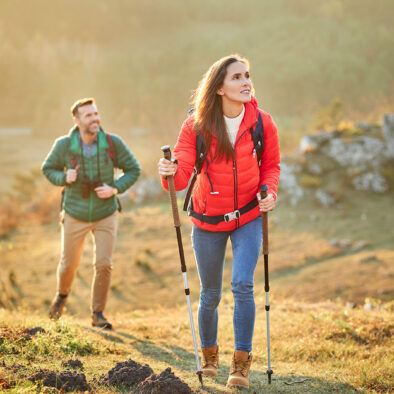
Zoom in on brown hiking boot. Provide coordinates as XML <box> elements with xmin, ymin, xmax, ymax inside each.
<box><xmin>91</xmin><ymin>312</ymin><xmax>113</xmax><ymax>329</ymax></box>
<box><xmin>48</xmin><ymin>294</ymin><xmax>68</xmax><ymax>320</ymax></box>
<box><xmin>227</xmin><ymin>352</ymin><xmax>253</xmax><ymax>389</ymax></box>
<box><xmin>201</xmin><ymin>346</ymin><xmax>219</xmax><ymax>377</ymax></box>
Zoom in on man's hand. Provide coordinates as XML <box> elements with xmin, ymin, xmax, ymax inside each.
<box><xmin>95</xmin><ymin>183</ymin><xmax>117</xmax><ymax>199</ymax></box>
<box><xmin>66</xmin><ymin>165</ymin><xmax>80</xmax><ymax>184</ymax></box>
<box><xmin>257</xmin><ymin>192</ymin><xmax>275</xmax><ymax>212</ymax></box>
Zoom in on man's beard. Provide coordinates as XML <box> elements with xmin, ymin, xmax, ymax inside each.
<box><xmin>84</xmin><ymin>123</ymin><xmax>99</xmax><ymax>135</ymax></box>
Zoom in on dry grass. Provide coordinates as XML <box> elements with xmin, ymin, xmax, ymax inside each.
<box><xmin>0</xmin><ymin>300</ymin><xmax>392</xmax><ymax>393</ymax></box>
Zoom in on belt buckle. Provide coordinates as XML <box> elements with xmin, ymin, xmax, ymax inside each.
<box><xmin>224</xmin><ymin>210</ymin><xmax>240</xmax><ymax>222</ymax></box>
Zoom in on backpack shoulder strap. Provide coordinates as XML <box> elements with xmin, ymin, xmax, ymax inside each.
<box><xmin>250</xmin><ymin>112</ymin><xmax>264</xmax><ymax>166</ymax></box>
<box><xmin>106</xmin><ymin>133</ymin><xmax>118</xmax><ymax>168</ymax></box>
<box><xmin>195</xmin><ymin>133</ymin><xmax>207</xmax><ymax>174</ymax></box>
<box><xmin>182</xmin><ymin>132</ymin><xmax>207</xmax><ymax>212</ymax></box>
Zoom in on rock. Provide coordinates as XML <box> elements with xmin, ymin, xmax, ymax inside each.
<box><xmin>352</xmin><ymin>172</ymin><xmax>388</xmax><ymax>192</ymax></box>
<box><xmin>330</xmin><ymin>238</ymin><xmax>340</xmax><ymax>247</ymax></box>
<box><xmin>355</xmin><ymin>121</ymin><xmax>372</xmax><ymax>132</ymax></box>
<box><xmin>306</xmin><ymin>163</ymin><xmax>323</xmax><ymax>175</ymax></box>
<box><xmin>315</xmin><ymin>189</ymin><xmax>335</xmax><ymax>207</ymax></box>
<box><xmin>300</xmin><ymin>131</ymin><xmax>332</xmax><ymax>153</ymax></box>
<box><xmin>323</xmin><ymin>136</ymin><xmax>385</xmax><ymax>169</ymax></box>
<box><xmin>382</xmin><ymin>114</ymin><xmax>394</xmax><ymax>158</ymax></box>
<box><xmin>129</xmin><ymin>177</ymin><xmax>164</xmax><ymax>204</ymax></box>
<box><xmin>352</xmin><ymin>240</ymin><xmax>368</xmax><ymax>251</ymax></box>
<box><xmin>364</xmin><ymin>302</ymin><xmax>373</xmax><ymax>311</ymax></box>
<box><xmin>279</xmin><ymin>162</ymin><xmax>304</xmax><ymax>206</ymax></box>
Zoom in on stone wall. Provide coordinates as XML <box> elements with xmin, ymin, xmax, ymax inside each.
<box><xmin>279</xmin><ymin>114</ymin><xmax>394</xmax><ymax>207</ymax></box>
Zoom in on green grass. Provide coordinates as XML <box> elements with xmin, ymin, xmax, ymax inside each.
<box><xmin>0</xmin><ymin>300</ymin><xmax>392</xmax><ymax>393</ymax></box>
<box><xmin>0</xmin><ymin>196</ymin><xmax>392</xmax><ymax>392</ymax></box>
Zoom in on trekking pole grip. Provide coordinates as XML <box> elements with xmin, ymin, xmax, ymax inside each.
<box><xmin>260</xmin><ymin>184</ymin><xmax>269</xmax><ymax>255</ymax></box>
<box><xmin>161</xmin><ymin>145</ymin><xmax>180</xmax><ymax>227</ymax></box>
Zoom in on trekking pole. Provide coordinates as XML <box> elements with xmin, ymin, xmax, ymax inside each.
<box><xmin>260</xmin><ymin>184</ymin><xmax>273</xmax><ymax>384</ymax></box>
<box><xmin>161</xmin><ymin>145</ymin><xmax>203</xmax><ymax>385</ymax></box>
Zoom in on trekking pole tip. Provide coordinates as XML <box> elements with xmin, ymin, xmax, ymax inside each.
<box><xmin>267</xmin><ymin>369</ymin><xmax>273</xmax><ymax>384</ymax></box>
<box><xmin>197</xmin><ymin>371</ymin><xmax>203</xmax><ymax>385</ymax></box>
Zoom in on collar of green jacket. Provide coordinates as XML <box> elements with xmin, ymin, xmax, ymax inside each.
<box><xmin>68</xmin><ymin>126</ymin><xmax>110</xmax><ymax>156</ymax></box>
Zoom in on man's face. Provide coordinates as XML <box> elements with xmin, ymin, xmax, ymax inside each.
<box><xmin>74</xmin><ymin>104</ymin><xmax>101</xmax><ymax>135</ymax></box>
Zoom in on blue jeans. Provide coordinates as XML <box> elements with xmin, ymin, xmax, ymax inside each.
<box><xmin>191</xmin><ymin>215</ymin><xmax>262</xmax><ymax>352</ymax></box>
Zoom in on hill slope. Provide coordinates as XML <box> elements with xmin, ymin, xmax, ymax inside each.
<box><xmin>0</xmin><ymin>301</ymin><xmax>392</xmax><ymax>393</ymax></box>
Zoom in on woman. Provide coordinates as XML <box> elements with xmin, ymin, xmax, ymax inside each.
<box><xmin>158</xmin><ymin>54</ymin><xmax>280</xmax><ymax>389</ymax></box>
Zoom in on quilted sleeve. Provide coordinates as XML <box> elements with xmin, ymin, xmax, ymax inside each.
<box><xmin>161</xmin><ymin>118</ymin><xmax>197</xmax><ymax>191</ymax></box>
<box><xmin>259</xmin><ymin>113</ymin><xmax>281</xmax><ymax>200</ymax></box>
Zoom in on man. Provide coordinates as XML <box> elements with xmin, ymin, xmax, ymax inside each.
<box><xmin>42</xmin><ymin>98</ymin><xmax>140</xmax><ymax>329</ymax></box>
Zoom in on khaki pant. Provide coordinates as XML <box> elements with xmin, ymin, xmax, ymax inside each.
<box><xmin>57</xmin><ymin>211</ymin><xmax>118</xmax><ymax>313</ymax></box>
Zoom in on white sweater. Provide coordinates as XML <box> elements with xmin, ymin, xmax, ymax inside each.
<box><xmin>224</xmin><ymin>105</ymin><xmax>245</xmax><ymax>146</ymax></box>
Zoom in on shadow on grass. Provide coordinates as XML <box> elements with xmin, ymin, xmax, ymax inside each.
<box><xmin>85</xmin><ymin>330</ymin><xmax>363</xmax><ymax>393</ymax></box>
<box><xmin>84</xmin><ymin>327</ymin><xmax>125</xmax><ymax>344</ymax></box>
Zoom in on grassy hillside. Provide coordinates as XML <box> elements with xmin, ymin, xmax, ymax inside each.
<box><xmin>0</xmin><ymin>301</ymin><xmax>392</xmax><ymax>393</ymax></box>
<box><xmin>1</xmin><ymin>193</ymin><xmax>393</xmax><ymax>314</ymax></box>
<box><xmin>0</xmin><ymin>181</ymin><xmax>393</xmax><ymax>392</ymax></box>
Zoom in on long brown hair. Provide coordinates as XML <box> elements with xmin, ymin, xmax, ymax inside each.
<box><xmin>192</xmin><ymin>54</ymin><xmax>250</xmax><ymax>162</ymax></box>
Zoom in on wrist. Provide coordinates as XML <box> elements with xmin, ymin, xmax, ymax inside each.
<box><xmin>112</xmin><ymin>187</ymin><xmax>118</xmax><ymax>196</ymax></box>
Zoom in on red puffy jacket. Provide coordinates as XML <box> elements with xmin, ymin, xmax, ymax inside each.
<box><xmin>162</xmin><ymin>97</ymin><xmax>280</xmax><ymax>231</ymax></box>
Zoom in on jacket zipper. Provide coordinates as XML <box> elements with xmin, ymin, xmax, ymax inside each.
<box><xmin>232</xmin><ymin>127</ymin><xmax>250</xmax><ymax>229</ymax></box>
<box><xmin>232</xmin><ymin>159</ymin><xmax>239</xmax><ymax>228</ymax></box>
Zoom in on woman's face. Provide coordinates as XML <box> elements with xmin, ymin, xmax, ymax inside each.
<box><xmin>217</xmin><ymin>61</ymin><xmax>252</xmax><ymax>105</ymax></box>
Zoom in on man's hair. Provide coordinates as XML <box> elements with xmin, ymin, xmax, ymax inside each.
<box><xmin>70</xmin><ymin>98</ymin><xmax>95</xmax><ymax>117</ymax></box>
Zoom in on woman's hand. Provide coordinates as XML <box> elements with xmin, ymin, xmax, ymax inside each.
<box><xmin>158</xmin><ymin>157</ymin><xmax>178</xmax><ymax>177</ymax></box>
<box><xmin>257</xmin><ymin>192</ymin><xmax>275</xmax><ymax>212</ymax></box>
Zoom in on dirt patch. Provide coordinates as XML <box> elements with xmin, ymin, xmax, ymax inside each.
<box><xmin>135</xmin><ymin>367</ymin><xmax>194</xmax><ymax>394</ymax></box>
<box><xmin>0</xmin><ymin>377</ymin><xmax>11</xmax><ymax>390</ymax></box>
<box><xmin>29</xmin><ymin>369</ymin><xmax>90</xmax><ymax>392</ymax></box>
<box><xmin>25</xmin><ymin>327</ymin><xmax>46</xmax><ymax>336</ymax></box>
<box><xmin>61</xmin><ymin>359</ymin><xmax>84</xmax><ymax>370</ymax></box>
<box><xmin>100</xmin><ymin>359</ymin><xmax>153</xmax><ymax>387</ymax></box>
<box><xmin>0</xmin><ymin>326</ymin><xmax>45</xmax><ymax>342</ymax></box>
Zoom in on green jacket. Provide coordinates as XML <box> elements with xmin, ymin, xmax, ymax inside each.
<box><xmin>42</xmin><ymin>126</ymin><xmax>141</xmax><ymax>222</ymax></box>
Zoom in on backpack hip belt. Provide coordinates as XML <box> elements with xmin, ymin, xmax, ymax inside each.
<box><xmin>188</xmin><ymin>197</ymin><xmax>259</xmax><ymax>225</ymax></box>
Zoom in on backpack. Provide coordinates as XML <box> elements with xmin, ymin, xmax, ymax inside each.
<box><xmin>183</xmin><ymin>112</ymin><xmax>264</xmax><ymax>211</ymax></box>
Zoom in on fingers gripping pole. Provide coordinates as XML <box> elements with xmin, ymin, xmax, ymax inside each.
<box><xmin>161</xmin><ymin>146</ymin><xmax>203</xmax><ymax>384</ymax></box>
<box><xmin>260</xmin><ymin>185</ymin><xmax>274</xmax><ymax>384</ymax></box>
